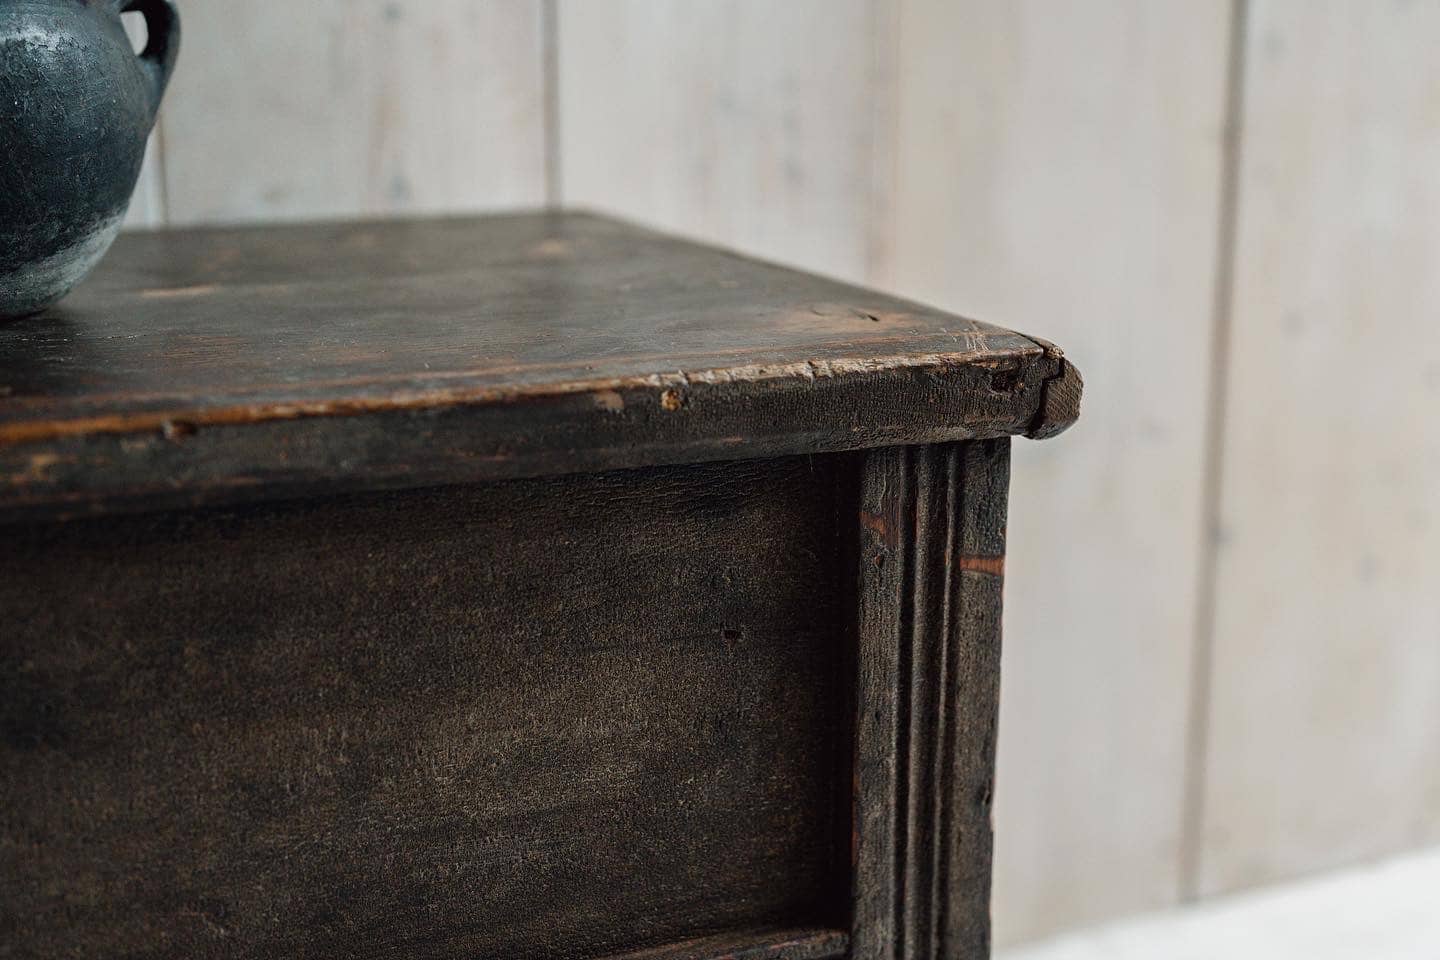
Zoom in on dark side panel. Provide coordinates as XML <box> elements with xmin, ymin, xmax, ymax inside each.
<box><xmin>0</xmin><ymin>455</ymin><xmax>856</xmax><ymax>960</ymax></box>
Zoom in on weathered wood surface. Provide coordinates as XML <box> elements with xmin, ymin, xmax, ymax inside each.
<box><xmin>879</xmin><ymin>0</ymin><xmax>1231</xmax><ymax>940</ymax></box>
<box><xmin>90</xmin><ymin>0</ymin><xmax>1440</xmax><ymax>939</ymax></box>
<box><xmin>0</xmin><ymin>213</ymin><xmax>1079</xmax><ymax>521</ymax></box>
<box><xmin>0</xmin><ymin>455</ymin><xmax>854</xmax><ymax>960</ymax></box>
<box><xmin>608</xmin><ymin>928</ymin><xmax>848</xmax><ymax>960</ymax></box>
<box><xmin>853</xmin><ymin>440</ymin><xmax>1010</xmax><ymax>959</ymax></box>
<box><xmin>1199</xmin><ymin>0</ymin><xmax>1440</xmax><ymax>898</ymax></box>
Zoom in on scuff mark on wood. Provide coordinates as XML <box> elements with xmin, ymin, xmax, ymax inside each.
<box><xmin>528</xmin><ymin>238</ymin><xmax>570</xmax><ymax>259</ymax></box>
<box><xmin>8</xmin><ymin>451</ymin><xmax>62</xmax><ymax>484</ymax></box>
<box><xmin>138</xmin><ymin>284</ymin><xmax>220</xmax><ymax>300</ymax></box>
<box><xmin>593</xmin><ymin>390</ymin><xmax>625</xmax><ymax>412</ymax></box>
<box><xmin>161</xmin><ymin>420</ymin><xmax>197</xmax><ymax>442</ymax></box>
<box><xmin>957</xmin><ymin>554</ymin><xmax>1005</xmax><ymax>577</ymax></box>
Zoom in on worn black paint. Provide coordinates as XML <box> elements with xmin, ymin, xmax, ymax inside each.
<box><xmin>852</xmin><ymin>441</ymin><xmax>1011</xmax><ymax>959</ymax></box>
<box><xmin>0</xmin><ymin>456</ymin><xmax>856</xmax><ymax>960</ymax></box>
<box><xmin>0</xmin><ymin>214</ymin><xmax>1080</xmax><ymax>959</ymax></box>
<box><xmin>0</xmin><ymin>0</ymin><xmax>179</xmax><ymax>320</ymax></box>
<box><xmin>0</xmin><ymin>214</ymin><xmax>1081</xmax><ymax>520</ymax></box>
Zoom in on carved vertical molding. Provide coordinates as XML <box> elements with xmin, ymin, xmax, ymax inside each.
<box><xmin>852</xmin><ymin>440</ymin><xmax>1011</xmax><ymax>960</ymax></box>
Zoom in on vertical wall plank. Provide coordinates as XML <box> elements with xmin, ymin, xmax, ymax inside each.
<box><xmin>556</xmin><ymin>0</ymin><xmax>881</xmax><ymax>281</ymax></box>
<box><xmin>882</xmin><ymin>0</ymin><xmax>1232</xmax><ymax>944</ymax></box>
<box><xmin>121</xmin><ymin>11</ymin><xmax>164</xmax><ymax>229</ymax></box>
<box><xmin>123</xmin><ymin>134</ymin><xmax>166</xmax><ymax>230</ymax></box>
<box><xmin>160</xmin><ymin>0</ymin><xmax>546</xmax><ymax>225</ymax></box>
<box><xmin>1200</xmin><ymin>0</ymin><xmax>1440</xmax><ymax>897</ymax></box>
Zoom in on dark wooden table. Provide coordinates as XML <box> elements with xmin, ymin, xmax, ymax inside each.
<box><xmin>0</xmin><ymin>213</ymin><xmax>1081</xmax><ymax>960</ymax></box>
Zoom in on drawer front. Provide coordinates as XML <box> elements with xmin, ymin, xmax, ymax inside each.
<box><xmin>1</xmin><ymin>456</ymin><xmax>857</xmax><ymax>960</ymax></box>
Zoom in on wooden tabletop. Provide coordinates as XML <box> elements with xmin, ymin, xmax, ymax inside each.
<box><xmin>0</xmin><ymin>212</ymin><xmax>1080</xmax><ymax>519</ymax></box>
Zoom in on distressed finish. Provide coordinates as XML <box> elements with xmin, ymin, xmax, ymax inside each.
<box><xmin>2</xmin><ymin>457</ymin><xmax>854</xmax><ymax>960</ymax></box>
<box><xmin>0</xmin><ymin>213</ymin><xmax>1078</xmax><ymax>520</ymax></box>
<box><xmin>609</xmin><ymin>929</ymin><xmax>851</xmax><ymax>960</ymax></box>
<box><xmin>0</xmin><ymin>214</ymin><xmax>1080</xmax><ymax>959</ymax></box>
<box><xmin>853</xmin><ymin>441</ymin><xmax>1010</xmax><ymax>959</ymax></box>
<box><xmin>0</xmin><ymin>0</ymin><xmax>178</xmax><ymax>318</ymax></box>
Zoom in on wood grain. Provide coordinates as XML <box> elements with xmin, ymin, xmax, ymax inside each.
<box><xmin>1199</xmin><ymin>0</ymin><xmax>1440</xmax><ymax>897</ymax></box>
<box><xmin>556</xmin><ymin>0</ymin><xmax>882</xmax><ymax>281</ymax></box>
<box><xmin>607</xmin><ymin>929</ymin><xmax>848</xmax><ymax>960</ymax></box>
<box><xmin>158</xmin><ymin>0</ymin><xmax>546</xmax><ymax>225</ymax></box>
<box><xmin>0</xmin><ymin>214</ymin><xmax>1078</xmax><ymax>520</ymax></box>
<box><xmin>0</xmin><ymin>456</ymin><xmax>855</xmax><ymax>960</ymax></box>
<box><xmin>880</xmin><ymin>0</ymin><xmax>1232</xmax><ymax>941</ymax></box>
<box><xmin>853</xmin><ymin>441</ymin><xmax>1010</xmax><ymax>959</ymax></box>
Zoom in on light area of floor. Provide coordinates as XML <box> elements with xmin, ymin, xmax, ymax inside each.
<box><xmin>1000</xmin><ymin>846</ymin><xmax>1440</xmax><ymax>960</ymax></box>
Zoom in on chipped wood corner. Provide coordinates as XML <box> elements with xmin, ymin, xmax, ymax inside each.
<box><xmin>1020</xmin><ymin>335</ymin><xmax>1084</xmax><ymax>441</ymax></box>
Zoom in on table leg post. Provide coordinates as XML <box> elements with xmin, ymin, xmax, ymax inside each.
<box><xmin>852</xmin><ymin>440</ymin><xmax>1010</xmax><ymax>960</ymax></box>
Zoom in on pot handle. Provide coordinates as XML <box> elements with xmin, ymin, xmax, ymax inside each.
<box><xmin>121</xmin><ymin>0</ymin><xmax>180</xmax><ymax>123</ymax></box>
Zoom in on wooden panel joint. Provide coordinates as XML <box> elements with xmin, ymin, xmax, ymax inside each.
<box><xmin>1020</xmin><ymin>336</ymin><xmax>1083</xmax><ymax>440</ymax></box>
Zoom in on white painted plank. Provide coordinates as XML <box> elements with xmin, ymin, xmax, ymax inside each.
<box><xmin>556</xmin><ymin>0</ymin><xmax>881</xmax><ymax>282</ymax></box>
<box><xmin>121</xmin><ymin>10</ymin><xmax>164</xmax><ymax>229</ymax></box>
<box><xmin>882</xmin><ymin>0</ymin><xmax>1232</xmax><ymax>943</ymax></box>
<box><xmin>123</xmin><ymin>133</ymin><xmax>166</xmax><ymax>231</ymax></box>
<box><xmin>1002</xmin><ymin>846</ymin><xmax>1440</xmax><ymax>960</ymax></box>
<box><xmin>161</xmin><ymin>0</ymin><xmax>546</xmax><ymax>225</ymax></box>
<box><xmin>1200</xmin><ymin>0</ymin><xmax>1440</xmax><ymax>896</ymax></box>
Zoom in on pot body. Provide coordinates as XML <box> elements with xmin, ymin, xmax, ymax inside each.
<box><xmin>1</xmin><ymin>0</ymin><xmax>179</xmax><ymax>319</ymax></box>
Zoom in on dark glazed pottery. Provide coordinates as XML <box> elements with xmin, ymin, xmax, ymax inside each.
<box><xmin>1</xmin><ymin>0</ymin><xmax>179</xmax><ymax>319</ymax></box>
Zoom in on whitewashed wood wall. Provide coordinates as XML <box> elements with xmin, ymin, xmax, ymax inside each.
<box><xmin>121</xmin><ymin>0</ymin><xmax>1440</xmax><ymax>946</ymax></box>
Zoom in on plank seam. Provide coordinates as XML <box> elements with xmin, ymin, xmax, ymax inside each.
<box><xmin>1182</xmin><ymin>0</ymin><xmax>1253</xmax><ymax>904</ymax></box>
<box><xmin>542</xmin><ymin>0</ymin><xmax>562</xmax><ymax>207</ymax></box>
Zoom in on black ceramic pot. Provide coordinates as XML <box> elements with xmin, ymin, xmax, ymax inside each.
<box><xmin>1</xmin><ymin>0</ymin><xmax>179</xmax><ymax>320</ymax></box>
